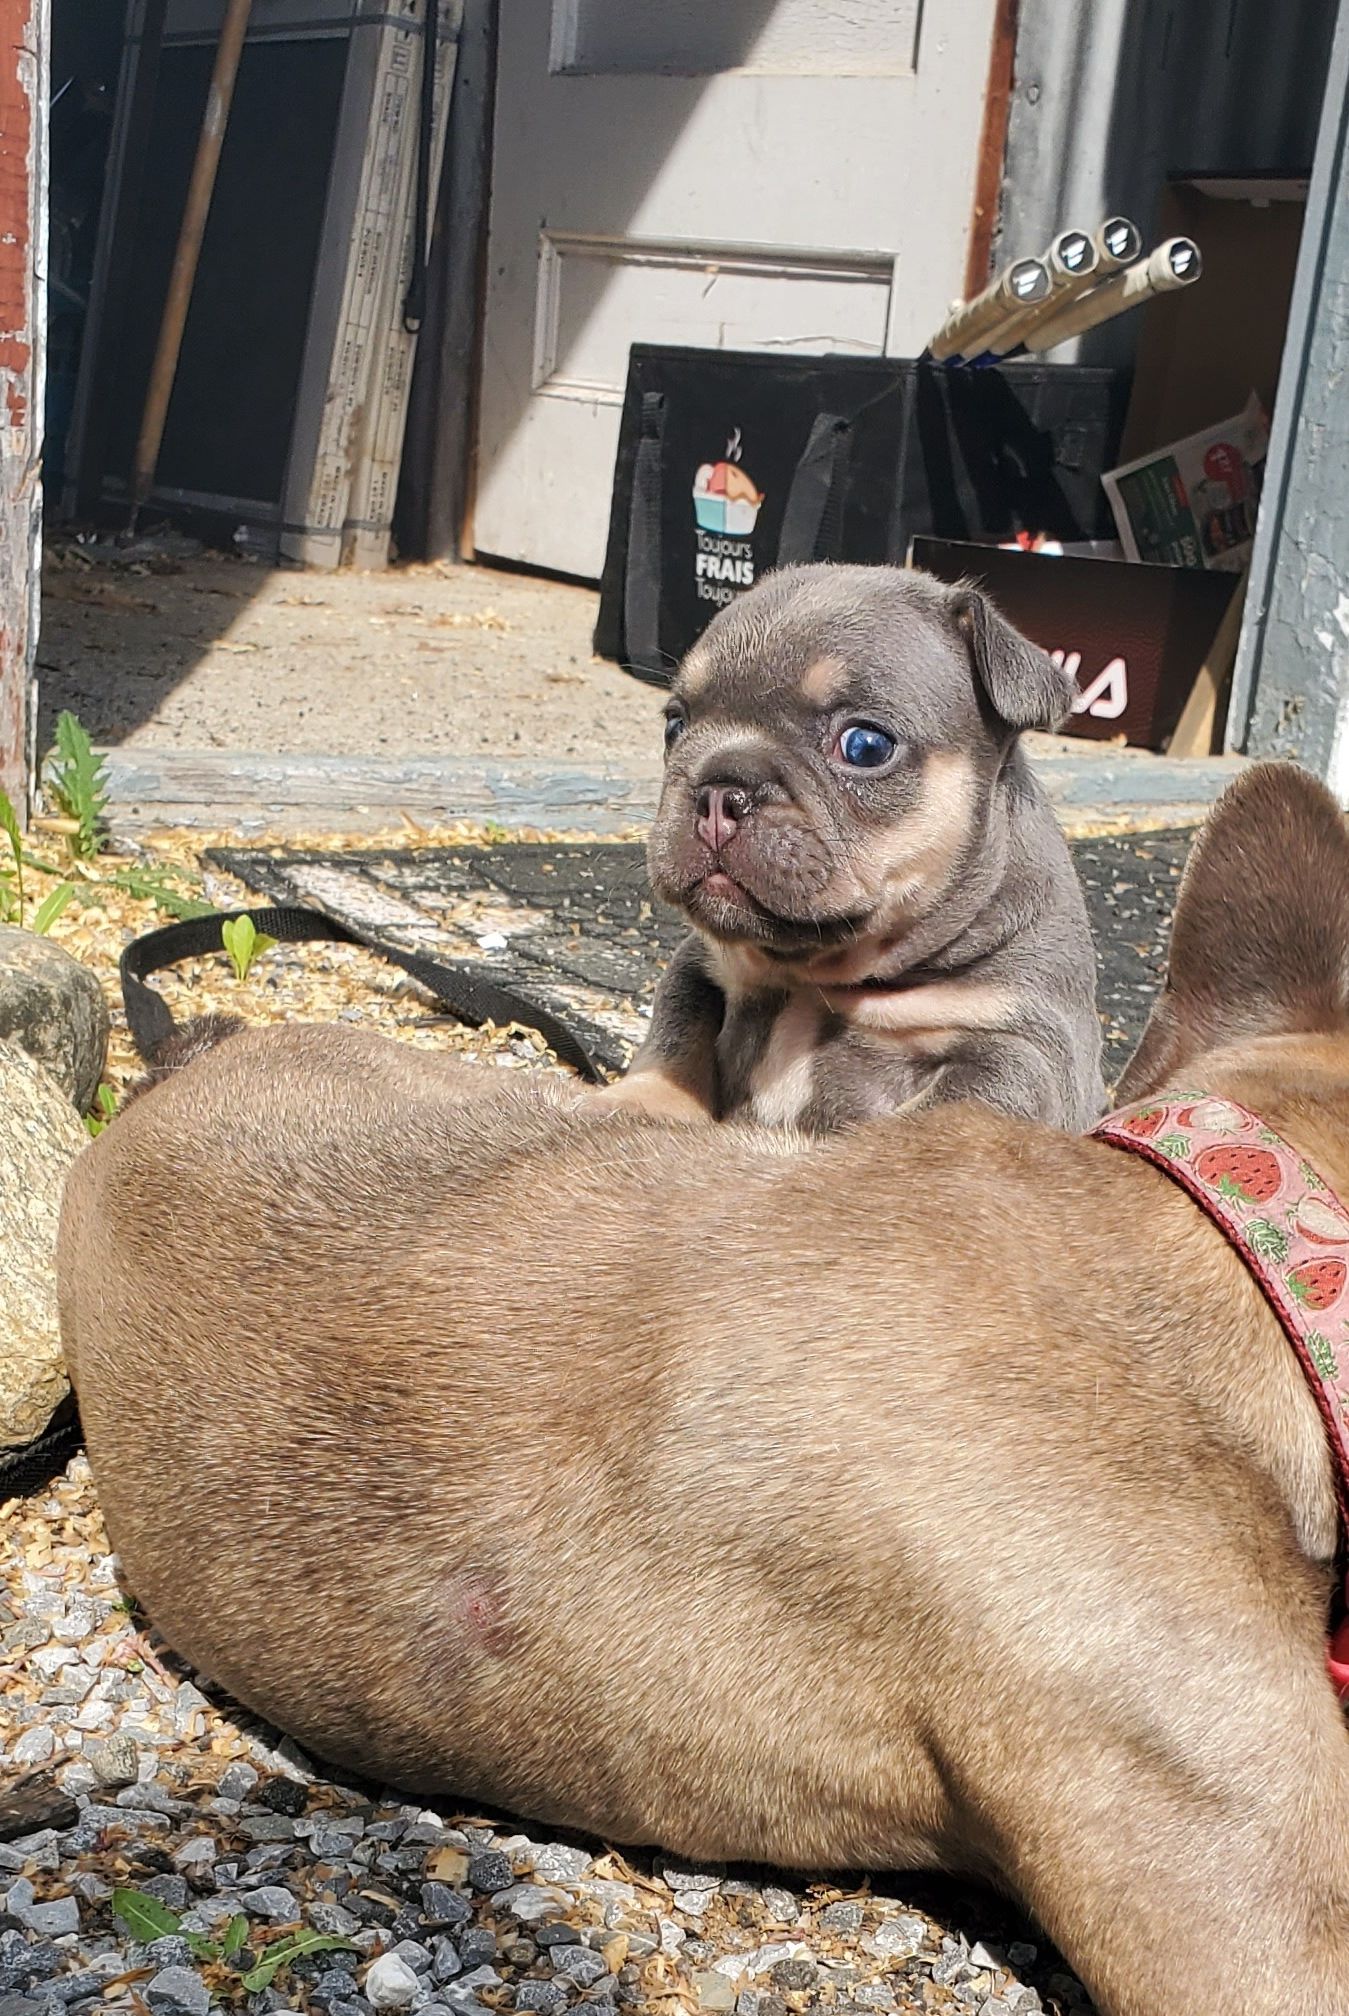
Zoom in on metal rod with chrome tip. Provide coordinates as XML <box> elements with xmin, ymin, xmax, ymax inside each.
<box><xmin>1021</xmin><ymin>237</ymin><xmax>1202</xmax><ymax>353</ymax></box>
<box><xmin>1048</xmin><ymin>228</ymin><xmax>1098</xmax><ymax>285</ymax></box>
<box><xmin>978</xmin><ymin>216</ymin><xmax>1148</xmax><ymax>360</ymax></box>
<box><xmin>927</xmin><ymin>257</ymin><xmax>1051</xmax><ymax>361</ymax></box>
<box><xmin>1095</xmin><ymin>216</ymin><xmax>1143</xmax><ymax>269</ymax></box>
<box><xmin>971</xmin><ymin>228</ymin><xmax>1099</xmax><ymax>359</ymax></box>
<box><xmin>126</xmin><ymin>0</ymin><xmax>255</xmax><ymax>534</ymax></box>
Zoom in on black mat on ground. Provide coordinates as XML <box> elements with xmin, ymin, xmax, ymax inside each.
<box><xmin>208</xmin><ymin>829</ymin><xmax>1191</xmax><ymax>1083</ymax></box>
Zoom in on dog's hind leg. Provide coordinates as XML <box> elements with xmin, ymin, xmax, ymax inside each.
<box><xmin>967</xmin><ymin>1663</ymin><xmax>1349</xmax><ymax>2016</ymax></box>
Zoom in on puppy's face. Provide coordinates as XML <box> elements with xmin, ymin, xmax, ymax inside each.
<box><xmin>647</xmin><ymin>565</ymin><xmax>1072</xmax><ymax>981</ymax></box>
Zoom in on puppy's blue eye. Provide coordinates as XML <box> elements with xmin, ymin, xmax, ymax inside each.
<box><xmin>837</xmin><ymin>724</ymin><xmax>896</xmax><ymax>769</ymax></box>
<box><xmin>664</xmin><ymin>714</ymin><xmax>687</xmax><ymax>752</ymax></box>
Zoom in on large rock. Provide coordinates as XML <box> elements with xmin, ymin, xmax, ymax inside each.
<box><xmin>0</xmin><ymin>925</ymin><xmax>109</xmax><ymax>1111</ymax></box>
<box><xmin>0</xmin><ymin>1038</ymin><xmax>88</xmax><ymax>1448</ymax></box>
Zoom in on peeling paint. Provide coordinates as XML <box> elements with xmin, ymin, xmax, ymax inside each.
<box><xmin>0</xmin><ymin>25</ymin><xmax>35</xmax><ymax>379</ymax></box>
<box><xmin>1233</xmin><ymin>5</ymin><xmax>1349</xmax><ymax>789</ymax></box>
<box><xmin>1</xmin><ymin>0</ymin><xmax>44</xmax><ymax>806</ymax></box>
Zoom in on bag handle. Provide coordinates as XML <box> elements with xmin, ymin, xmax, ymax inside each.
<box><xmin>120</xmin><ymin>906</ymin><xmax>606</xmax><ymax>1084</ymax></box>
<box><xmin>622</xmin><ymin>389</ymin><xmax>669</xmax><ymax>684</ymax></box>
<box><xmin>776</xmin><ymin>411</ymin><xmax>852</xmax><ymax>565</ymax></box>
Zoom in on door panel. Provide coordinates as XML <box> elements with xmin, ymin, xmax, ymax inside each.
<box><xmin>474</xmin><ymin>0</ymin><xmax>996</xmax><ymax>576</ymax></box>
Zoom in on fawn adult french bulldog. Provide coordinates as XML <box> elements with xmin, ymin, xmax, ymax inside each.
<box><xmin>604</xmin><ymin>564</ymin><xmax>1103</xmax><ymax>1132</ymax></box>
<box><xmin>59</xmin><ymin>762</ymin><xmax>1349</xmax><ymax>2016</ymax></box>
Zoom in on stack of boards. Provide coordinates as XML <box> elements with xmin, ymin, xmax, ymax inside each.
<box><xmin>282</xmin><ymin>0</ymin><xmax>459</xmax><ymax>568</ymax></box>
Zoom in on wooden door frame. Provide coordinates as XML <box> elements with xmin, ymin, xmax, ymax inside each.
<box><xmin>963</xmin><ymin>0</ymin><xmax>1020</xmax><ymax>299</ymax></box>
<box><xmin>0</xmin><ymin>0</ymin><xmax>47</xmax><ymax>812</ymax></box>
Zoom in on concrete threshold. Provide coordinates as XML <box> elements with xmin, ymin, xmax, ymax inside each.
<box><xmin>100</xmin><ymin>743</ymin><xmax>1244</xmax><ymax>838</ymax></box>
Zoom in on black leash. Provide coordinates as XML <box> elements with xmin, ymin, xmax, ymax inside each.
<box><xmin>0</xmin><ymin>1410</ymin><xmax>81</xmax><ymax>1491</ymax></box>
<box><xmin>120</xmin><ymin>905</ymin><xmax>605</xmax><ymax>1084</ymax></box>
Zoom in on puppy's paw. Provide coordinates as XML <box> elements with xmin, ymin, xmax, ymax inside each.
<box><xmin>588</xmin><ymin>1070</ymin><xmax>714</xmax><ymax>1126</ymax></box>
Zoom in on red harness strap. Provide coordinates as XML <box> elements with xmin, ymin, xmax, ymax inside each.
<box><xmin>1095</xmin><ymin>1093</ymin><xmax>1349</xmax><ymax>1698</ymax></box>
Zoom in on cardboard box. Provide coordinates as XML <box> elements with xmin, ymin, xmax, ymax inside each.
<box><xmin>1119</xmin><ymin>175</ymin><xmax>1306</xmax><ymax>460</ymax></box>
<box><xmin>910</xmin><ymin>536</ymin><xmax>1238</xmax><ymax>751</ymax></box>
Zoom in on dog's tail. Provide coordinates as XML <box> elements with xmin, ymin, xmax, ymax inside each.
<box><xmin>120</xmin><ymin>1013</ymin><xmax>247</xmax><ymax>1111</ymax></box>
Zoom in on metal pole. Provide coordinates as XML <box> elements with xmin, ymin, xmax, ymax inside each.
<box><xmin>127</xmin><ymin>0</ymin><xmax>253</xmax><ymax>529</ymax></box>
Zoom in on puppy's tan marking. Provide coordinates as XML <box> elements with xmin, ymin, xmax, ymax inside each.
<box><xmin>820</xmin><ymin>979</ymin><xmax>1019</xmax><ymax>1040</ymax></box>
<box><xmin>799</xmin><ymin>655</ymin><xmax>848</xmax><ymax>708</ymax></box>
<box><xmin>872</xmin><ymin>750</ymin><xmax>976</xmax><ymax>924</ymax></box>
<box><xmin>706</xmin><ymin>941</ymin><xmax>777</xmax><ymax>997</ymax></box>
<box><xmin>590</xmin><ymin>1068</ymin><xmax>713</xmax><ymax>1126</ymax></box>
<box><xmin>748</xmin><ymin>994</ymin><xmax>822</xmax><ymax>1127</ymax></box>
<box><xmin>677</xmin><ymin>644</ymin><xmax>715</xmax><ymax>698</ymax></box>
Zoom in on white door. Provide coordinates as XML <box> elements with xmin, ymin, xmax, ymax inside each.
<box><xmin>471</xmin><ymin>0</ymin><xmax>998</xmax><ymax>579</ymax></box>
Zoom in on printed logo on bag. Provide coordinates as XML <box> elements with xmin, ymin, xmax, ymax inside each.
<box><xmin>1053</xmin><ymin>648</ymin><xmax>1129</xmax><ymax>721</ymax></box>
<box><xmin>692</xmin><ymin>429</ymin><xmax>763</xmax><ymax>608</ymax></box>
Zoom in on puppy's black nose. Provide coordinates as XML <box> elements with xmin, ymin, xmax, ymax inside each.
<box><xmin>696</xmin><ymin>783</ymin><xmax>752</xmax><ymax>855</ymax></box>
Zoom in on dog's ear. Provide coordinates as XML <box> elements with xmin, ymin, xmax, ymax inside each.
<box><xmin>1115</xmin><ymin>762</ymin><xmax>1349</xmax><ymax>1101</ymax></box>
<box><xmin>953</xmin><ymin>585</ymin><xmax>1075</xmax><ymax>733</ymax></box>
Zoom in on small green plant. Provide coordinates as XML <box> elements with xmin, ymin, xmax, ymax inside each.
<box><xmin>0</xmin><ymin>787</ymin><xmax>76</xmax><ymax>932</ymax></box>
<box><xmin>32</xmin><ymin>882</ymin><xmax>76</xmax><ymax>933</ymax></box>
<box><xmin>221</xmin><ymin>913</ymin><xmax>277</xmax><ymax>982</ymax></box>
<box><xmin>47</xmin><ymin>710</ymin><xmax>109</xmax><ymax>860</ymax></box>
<box><xmin>108</xmin><ymin>862</ymin><xmax>216</xmax><ymax>921</ymax></box>
<box><xmin>481</xmin><ymin>819</ymin><xmax>511</xmax><ymax>845</ymax></box>
<box><xmin>0</xmin><ymin>788</ymin><xmax>23</xmax><ymax>927</ymax></box>
<box><xmin>112</xmin><ymin>1887</ymin><xmax>354</xmax><ymax>1994</ymax></box>
<box><xmin>85</xmin><ymin>1084</ymin><xmax>119</xmax><ymax>1138</ymax></box>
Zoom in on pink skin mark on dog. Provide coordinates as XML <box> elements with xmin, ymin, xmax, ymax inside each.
<box><xmin>448</xmin><ymin>1570</ymin><xmax>515</xmax><ymax>1658</ymax></box>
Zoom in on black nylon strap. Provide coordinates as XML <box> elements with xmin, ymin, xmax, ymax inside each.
<box><xmin>0</xmin><ymin>1411</ymin><xmax>81</xmax><ymax>1489</ymax></box>
<box><xmin>623</xmin><ymin>389</ymin><xmax>668</xmax><ymax>684</ymax></box>
<box><xmin>120</xmin><ymin>906</ymin><xmax>605</xmax><ymax>1084</ymax></box>
<box><xmin>776</xmin><ymin>411</ymin><xmax>852</xmax><ymax>565</ymax></box>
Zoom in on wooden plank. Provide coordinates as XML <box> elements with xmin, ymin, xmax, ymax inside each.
<box><xmin>345</xmin><ymin>0</ymin><xmax>458</xmax><ymax>568</ymax></box>
<box><xmin>98</xmin><ymin>745</ymin><xmax>1242</xmax><ymax>837</ymax></box>
<box><xmin>101</xmin><ymin>749</ymin><xmax>664</xmax><ymax>834</ymax></box>
<box><xmin>0</xmin><ymin>0</ymin><xmax>46</xmax><ymax>812</ymax></box>
<box><xmin>1168</xmin><ymin>571</ymin><xmax>1248</xmax><ymax>760</ymax></box>
<box><xmin>963</xmin><ymin>0</ymin><xmax>1020</xmax><ymax>301</ymax></box>
<box><xmin>280</xmin><ymin>0</ymin><xmax>459</xmax><ymax>571</ymax></box>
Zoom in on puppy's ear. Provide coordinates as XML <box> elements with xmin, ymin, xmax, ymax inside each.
<box><xmin>953</xmin><ymin>584</ymin><xmax>1075</xmax><ymax>733</ymax></box>
<box><xmin>1115</xmin><ymin>762</ymin><xmax>1349</xmax><ymax>1101</ymax></box>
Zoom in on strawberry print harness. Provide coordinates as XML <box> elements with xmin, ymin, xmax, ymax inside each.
<box><xmin>1095</xmin><ymin>1093</ymin><xmax>1349</xmax><ymax>1697</ymax></box>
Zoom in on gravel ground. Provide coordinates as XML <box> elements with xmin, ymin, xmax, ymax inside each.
<box><xmin>3</xmin><ymin>1456</ymin><xmax>1087</xmax><ymax>2016</ymax></box>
